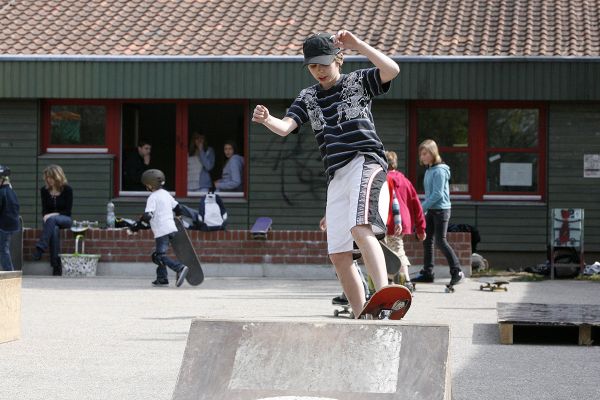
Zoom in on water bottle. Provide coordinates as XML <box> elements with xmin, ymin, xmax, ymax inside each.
<box><xmin>392</xmin><ymin>192</ymin><xmax>401</xmax><ymax>227</ymax></box>
<box><xmin>106</xmin><ymin>201</ymin><xmax>115</xmax><ymax>228</ymax></box>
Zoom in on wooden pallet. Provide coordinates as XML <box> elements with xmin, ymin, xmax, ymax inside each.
<box><xmin>497</xmin><ymin>302</ymin><xmax>600</xmax><ymax>345</ymax></box>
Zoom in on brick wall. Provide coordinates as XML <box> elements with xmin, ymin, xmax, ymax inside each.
<box><xmin>23</xmin><ymin>229</ymin><xmax>471</xmax><ymax>267</ymax></box>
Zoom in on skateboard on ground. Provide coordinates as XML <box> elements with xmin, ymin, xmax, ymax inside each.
<box><xmin>332</xmin><ymin>302</ymin><xmax>352</xmax><ymax>318</ymax></box>
<box><xmin>250</xmin><ymin>217</ymin><xmax>272</xmax><ymax>239</ymax></box>
<box><xmin>172</xmin><ymin>218</ymin><xmax>204</xmax><ymax>286</ymax></box>
<box><xmin>356</xmin><ymin>285</ymin><xmax>412</xmax><ymax>320</ymax></box>
<box><xmin>479</xmin><ymin>278</ymin><xmax>509</xmax><ymax>292</ymax></box>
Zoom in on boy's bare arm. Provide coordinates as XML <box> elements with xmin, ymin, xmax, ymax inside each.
<box><xmin>252</xmin><ymin>105</ymin><xmax>298</xmax><ymax>137</ymax></box>
<box><xmin>334</xmin><ymin>30</ymin><xmax>400</xmax><ymax>84</ymax></box>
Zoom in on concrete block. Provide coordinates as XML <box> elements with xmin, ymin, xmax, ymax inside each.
<box><xmin>173</xmin><ymin>319</ymin><xmax>451</xmax><ymax>400</ymax></box>
<box><xmin>0</xmin><ymin>271</ymin><xmax>22</xmax><ymax>344</ymax></box>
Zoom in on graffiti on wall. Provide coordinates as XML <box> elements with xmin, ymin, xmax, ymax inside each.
<box><xmin>256</xmin><ymin>129</ymin><xmax>325</xmax><ymax>206</ymax></box>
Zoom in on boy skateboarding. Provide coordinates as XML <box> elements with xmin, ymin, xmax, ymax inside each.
<box><xmin>253</xmin><ymin>30</ymin><xmax>400</xmax><ymax>317</ymax></box>
<box><xmin>135</xmin><ymin>169</ymin><xmax>189</xmax><ymax>287</ymax></box>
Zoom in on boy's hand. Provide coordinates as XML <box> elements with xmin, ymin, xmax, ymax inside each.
<box><xmin>252</xmin><ymin>105</ymin><xmax>270</xmax><ymax>124</ymax></box>
<box><xmin>319</xmin><ymin>216</ymin><xmax>327</xmax><ymax>231</ymax></box>
<box><xmin>333</xmin><ymin>30</ymin><xmax>363</xmax><ymax>51</ymax></box>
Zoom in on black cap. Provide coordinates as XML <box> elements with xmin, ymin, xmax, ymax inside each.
<box><xmin>303</xmin><ymin>33</ymin><xmax>340</xmax><ymax>66</ymax></box>
<box><xmin>0</xmin><ymin>165</ymin><xmax>10</xmax><ymax>178</ymax></box>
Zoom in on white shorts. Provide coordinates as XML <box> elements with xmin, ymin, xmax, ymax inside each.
<box><xmin>326</xmin><ymin>154</ymin><xmax>390</xmax><ymax>254</ymax></box>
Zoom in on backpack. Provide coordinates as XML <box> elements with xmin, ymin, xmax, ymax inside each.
<box><xmin>198</xmin><ymin>192</ymin><xmax>227</xmax><ymax>231</ymax></box>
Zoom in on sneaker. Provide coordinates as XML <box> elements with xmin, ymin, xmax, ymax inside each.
<box><xmin>449</xmin><ymin>271</ymin><xmax>464</xmax><ymax>286</ymax></box>
<box><xmin>331</xmin><ymin>294</ymin><xmax>348</xmax><ymax>306</ymax></box>
<box><xmin>152</xmin><ymin>279</ymin><xmax>169</xmax><ymax>287</ymax></box>
<box><xmin>176</xmin><ymin>266</ymin><xmax>189</xmax><ymax>287</ymax></box>
<box><xmin>32</xmin><ymin>247</ymin><xmax>43</xmax><ymax>261</ymax></box>
<box><xmin>412</xmin><ymin>270</ymin><xmax>434</xmax><ymax>283</ymax></box>
<box><xmin>404</xmin><ymin>281</ymin><xmax>415</xmax><ymax>293</ymax></box>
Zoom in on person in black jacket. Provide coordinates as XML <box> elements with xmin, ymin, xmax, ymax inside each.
<box><xmin>0</xmin><ymin>165</ymin><xmax>20</xmax><ymax>271</ymax></box>
<box><xmin>32</xmin><ymin>164</ymin><xmax>73</xmax><ymax>276</ymax></box>
<box><xmin>123</xmin><ymin>139</ymin><xmax>152</xmax><ymax>191</ymax></box>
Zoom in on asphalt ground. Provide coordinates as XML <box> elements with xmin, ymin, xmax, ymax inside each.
<box><xmin>1</xmin><ymin>275</ymin><xmax>600</xmax><ymax>400</ymax></box>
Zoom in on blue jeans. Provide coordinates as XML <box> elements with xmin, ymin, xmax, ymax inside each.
<box><xmin>36</xmin><ymin>215</ymin><xmax>72</xmax><ymax>268</ymax></box>
<box><xmin>0</xmin><ymin>230</ymin><xmax>14</xmax><ymax>271</ymax></box>
<box><xmin>154</xmin><ymin>234</ymin><xmax>183</xmax><ymax>281</ymax></box>
<box><xmin>423</xmin><ymin>209</ymin><xmax>462</xmax><ymax>275</ymax></box>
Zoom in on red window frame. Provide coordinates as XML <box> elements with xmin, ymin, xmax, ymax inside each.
<box><xmin>409</xmin><ymin>100</ymin><xmax>547</xmax><ymax>201</ymax></box>
<box><xmin>41</xmin><ymin>99</ymin><xmax>250</xmax><ymax>198</ymax></box>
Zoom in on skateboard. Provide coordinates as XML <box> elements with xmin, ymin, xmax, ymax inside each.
<box><xmin>9</xmin><ymin>216</ymin><xmax>23</xmax><ymax>270</ymax></box>
<box><xmin>479</xmin><ymin>278</ymin><xmax>509</xmax><ymax>292</ymax></box>
<box><xmin>250</xmin><ymin>217</ymin><xmax>272</xmax><ymax>239</ymax></box>
<box><xmin>356</xmin><ymin>285</ymin><xmax>412</xmax><ymax>320</ymax></box>
<box><xmin>333</xmin><ymin>303</ymin><xmax>352</xmax><ymax>318</ymax></box>
<box><xmin>380</xmin><ymin>240</ymin><xmax>401</xmax><ymax>276</ymax></box>
<box><xmin>172</xmin><ymin>218</ymin><xmax>204</xmax><ymax>286</ymax></box>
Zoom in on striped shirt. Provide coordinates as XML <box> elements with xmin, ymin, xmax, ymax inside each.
<box><xmin>285</xmin><ymin>67</ymin><xmax>390</xmax><ymax>183</ymax></box>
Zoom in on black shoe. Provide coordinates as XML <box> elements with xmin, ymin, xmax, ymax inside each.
<box><xmin>176</xmin><ymin>266</ymin><xmax>189</xmax><ymax>287</ymax></box>
<box><xmin>412</xmin><ymin>271</ymin><xmax>434</xmax><ymax>283</ymax></box>
<box><xmin>52</xmin><ymin>266</ymin><xmax>62</xmax><ymax>276</ymax></box>
<box><xmin>32</xmin><ymin>247</ymin><xmax>43</xmax><ymax>261</ymax></box>
<box><xmin>152</xmin><ymin>279</ymin><xmax>169</xmax><ymax>287</ymax></box>
<box><xmin>449</xmin><ymin>271</ymin><xmax>464</xmax><ymax>286</ymax></box>
<box><xmin>331</xmin><ymin>294</ymin><xmax>348</xmax><ymax>306</ymax></box>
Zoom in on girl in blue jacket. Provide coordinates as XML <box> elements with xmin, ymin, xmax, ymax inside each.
<box><xmin>414</xmin><ymin>139</ymin><xmax>463</xmax><ymax>285</ymax></box>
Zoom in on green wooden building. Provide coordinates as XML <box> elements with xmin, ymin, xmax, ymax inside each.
<box><xmin>1</xmin><ymin>1</ymin><xmax>599</xmax><ymax>266</ymax></box>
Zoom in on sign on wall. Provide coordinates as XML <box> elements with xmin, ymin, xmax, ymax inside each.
<box><xmin>583</xmin><ymin>154</ymin><xmax>600</xmax><ymax>178</ymax></box>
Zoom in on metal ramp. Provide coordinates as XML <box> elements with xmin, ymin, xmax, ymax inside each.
<box><xmin>172</xmin><ymin>319</ymin><xmax>451</xmax><ymax>400</ymax></box>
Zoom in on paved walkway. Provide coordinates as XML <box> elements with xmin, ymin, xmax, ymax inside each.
<box><xmin>1</xmin><ymin>275</ymin><xmax>600</xmax><ymax>400</ymax></box>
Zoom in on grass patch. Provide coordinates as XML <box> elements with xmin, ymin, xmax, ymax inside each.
<box><xmin>471</xmin><ymin>269</ymin><xmax>547</xmax><ymax>282</ymax></box>
<box><xmin>575</xmin><ymin>274</ymin><xmax>600</xmax><ymax>282</ymax></box>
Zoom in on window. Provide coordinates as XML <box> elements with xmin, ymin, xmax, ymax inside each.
<box><xmin>50</xmin><ymin>105</ymin><xmax>106</xmax><ymax>145</ymax></box>
<box><xmin>43</xmin><ymin>102</ymin><xmax>110</xmax><ymax>153</ymax></box>
<box><xmin>42</xmin><ymin>100</ymin><xmax>248</xmax><ymax>198</ymax></box>
<box><xmin>119</xmin><ymin>100</ymin><xmax>248</xmax><ymax>197</ymax></box>
<box><xmin>410</xmin><ymin>102</ymin><xmax>546</xmax><ymax>201</ymax></box>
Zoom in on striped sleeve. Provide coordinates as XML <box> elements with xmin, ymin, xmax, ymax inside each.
<box><xmin>285</xmin><ymin>90</ymin><xmax>309</xmax><ymax>128</ymax></box>
<box><xmin>361</xmin><ymin>67</ymin><xmax>391</xmax><ymax>98</ymax></box>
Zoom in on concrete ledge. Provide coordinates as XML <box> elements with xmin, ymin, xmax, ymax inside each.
<box><xmin>0</xmin><ymin>271</ymin><xmax>22</xmax><ymax>344</ymax></box>
<box><xmin>22</xmin><ymin>262</ymin><xmax>338</xmax><ymax>280</ymax></box>
<box><xmin>22</xmin><ymin>261</ymin><xmax>469</xmax><ymax>279</ymax></box>
<box><xmin>174</xmin><ymin>319</ymin><xmax>451</xmax><ymax>400</ymax></box>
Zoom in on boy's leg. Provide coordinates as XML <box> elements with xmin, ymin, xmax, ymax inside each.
<box><xmin>351</xmin><ymin>224</ymin><xmax>387</xmax><ymax>290</ymax></box>
<box><xmin>0</xmin><ymin>231</ymin><xmax>14</xmax><ymax>271</ymax></box>
<box><xmin>153</xmin><ymin>236</ymin><xmax>171</xmax><ymax>283</ymax></box>
<box><xmin>386</xmin><ymin>234</ymin><xmax>411</xmax><ymax>282</ymax></box>
<box><xmin>329</xmin><ymin>251</ymin><xmax>366</xmax><ymax>315</ymax></box>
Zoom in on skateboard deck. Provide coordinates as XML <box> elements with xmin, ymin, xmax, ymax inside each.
<box><xmin>172</xmin><ymin>218</ymin><xmax>204</xmax><ymax>286</ymax></box>
<box><xmin>479</xmin><ymin>278</ymin><xmax>509</xmax><ymax>291</ymax></box>
<box><xmin>357</xmin><ymin>285</ymin><xmax>412</xmax><ymax>320</ymax></box>
<box><xmin>250</xmin><ymin>217</ymin><xmax>272</xmax><ymax>239</ymax></box>
<box><xmin>9</xmin><ymin>216</ymin><xmax>23</xmax><ymax>270</ymax></box>
<box><xmin>380</xmin><ymin>240</ymin><xmax>401</xmax><ymax>275</ymax></box>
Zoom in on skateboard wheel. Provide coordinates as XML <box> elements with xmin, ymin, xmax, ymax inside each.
<box><xmin>334</xmin><ymin>310</ymin><xmax>339</xmax><ymax>317</ymax></box>
<box><xmin>480</xmin><ymin>285</ymin><xmax>484</xmax><ymax>291</ymax></box>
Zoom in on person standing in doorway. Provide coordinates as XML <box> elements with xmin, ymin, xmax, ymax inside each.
<box><xmin>123</xmin><ymin>139</ymin><xmax>152</xmax><ymax>191</ymax></box>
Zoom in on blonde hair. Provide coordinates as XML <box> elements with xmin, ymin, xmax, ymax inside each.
<box><xmin>385</xmin><ymin>151</ymin><xmax>398</xmax><ymax>170</ymax></box>
<box><xmin>43</xmin><ymin>164</ymin><xmax>68</xmax><ymax>190</ymax></box>
<box><xmin>418</xmin><ymin>139</ymin><xmax>443</xmax><ymax>166</ymax></box>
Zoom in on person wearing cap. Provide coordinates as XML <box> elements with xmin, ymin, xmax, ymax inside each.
<box><xmin>0</xmin><ymin>165</ymin><xmax>20</xmax><ymax>271</ymax></box>
<box><xmin>252</xmin><ymin>30</ymin><xmax>400</xmax><ymax>317</ymax></box>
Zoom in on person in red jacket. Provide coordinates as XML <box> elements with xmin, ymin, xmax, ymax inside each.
<box><xmin>385</xmin><ymin>151</ymin><xmax>426</xmax><ymax>292</ymax></box>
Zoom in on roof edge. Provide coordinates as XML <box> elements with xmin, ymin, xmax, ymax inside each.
<box><xmin>1</xmin><ymin>54</ymin><xmax>600</xmax><ymax>63</ymax></box>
